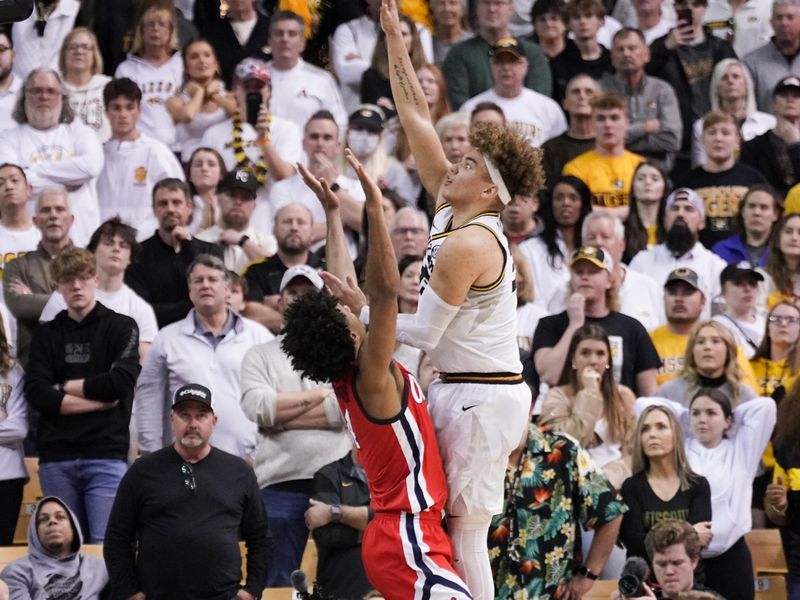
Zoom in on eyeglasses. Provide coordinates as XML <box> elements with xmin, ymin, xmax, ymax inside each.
<box><xmin>67</xmin><ymin>43</ymin><xmax>93</xmax><ymax>53</ymax></box>
<box><xmin>181</xmin><ymin>463</ymin><xmax>196</xmax><ymax>491</ymax></box>
<box><xmin>769</xmin><ymin>315</ymin><xmax>800</xmax><ymax>325</ymax></box>
<box><xmin>392</xmin><ymin>227</ymin><xmax>426</xmax><ymax>237</ymax></box>
<box><xmin>25</xmin><ymin>87</ymin><xmax>61</xmax><ymax>98</ymax></box>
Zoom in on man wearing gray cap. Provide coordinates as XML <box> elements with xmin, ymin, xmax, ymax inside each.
<box><xmin>630</xmin><ymin>187</ymin><xmax>727</xmax><ymax>315</ymax></box>
<box><xmin>105</xmin><ymin>383</ymin><xmax>269</xmax><ymax>600</ymax></box>
<box><xmin>240</xmin><ymin>264</ymin><xmax>350</xmax><ymax>587</ymax></box>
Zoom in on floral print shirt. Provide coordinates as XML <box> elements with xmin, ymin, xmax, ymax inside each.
<box><xmin>488</xmin><ymin>424</ymin><xmax>627</xmax><ymax>600</ymax></box>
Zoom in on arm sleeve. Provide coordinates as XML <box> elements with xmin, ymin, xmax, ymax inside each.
<box><xmin>23</xmin><ymin>327</ymin><xmax>65</xmax><ymax>415</ymax></box>
<box><xmin>522</xmin><ymin>41</ymin><xmax>553</xmax><ymax>97</ymax></box>
<box><xmin>2</xmin><ymin>259</ymin><xmax>52</xmax><ymax>321</ymax></box>
<box><xmin>239</xmin><ymin>345</ymin><xmax>278</xmax><ymax>429</ymax></box>
<box><xmin>124</xmin><ymin>262</ymin><xmax>193</xmax><ymax>328</ymax></box>
<box><xmin>538</xmin><ymin>386</ymin><xmax>603</xmax><ymax>447</ymax></box>
<box><xmin>331</xmin><ymin>22</ymin><xmax>370</xmax><ymax>86</ymax></box>
<box><xmin>134</xmin><ymin>336</ymin><xmax>170</xmax><ymax>453</ymax></box>
<box><xmin>103</xmin><ymin>469</ymin><xmax>141</xmax><ymax>600</ymax></box>
<box><xmin>688</xmin><ymin>476</ymin><xmax>712</xmax><ymax>523</ymax></box>
<box><xmin>633</xmin><ymin>324</ymin><xmax>663</xmax><ymax>373</ymax></box>
<box><xmin>619</xmin><ymin>476</ymin><xmax>648</xmax><ymax>558</ymax></box>
<box><xmin>82</xmin><ymin>318</ymin><xmax>141</xmax><ymax>402</ymax></box>
<box><xmin>627</xmin><ymin>84</ymin><xmax>682</xmax><ymax>153</ymax></box>
<box><xmin>732</xmin><ymin>395</ymin><xmax>777</xmax><ymax>477</ymax></box>
<box><xmin>27</xmin><ymin>124</ymin><xmax>104</xmax><ymax>189</ymax></box>
<box><xmin>0</xmin><ymin>366</ymin><xmax>28</xmax><ymax>444</ymax></box>
<box><xmin>241</xmin><ymin>470</ymin><xmax>270</xmax><ymax>598</ymax></box>
<box><xmin>441</xmin><ymin>44</ymin><xmax>472</xmax><ymax>109</ymax></box>
<box><xmin>394</xmin><ymin>287</ymin><xmax>460</xmax><ymax>351</ymax></box>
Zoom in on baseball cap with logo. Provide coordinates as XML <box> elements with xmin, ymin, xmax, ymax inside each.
<box><xmin>774</xmin><ymin>75</ymin><xmax>800</xmax><ymax>97</ymax></box>
<box><xmin>348</xmin><ymin>104</ymin><xmax>385</xmax><ymax>133</ymax></box>
<box><xmin>570</xmin><ymin>246</ymin><xmax>613</xmax><ymax>271</ymax></box>
<box><xmin>219</xmin><ymin>169</ymin><xmax>260</xmax><ymax>196</ymax></box>
<box><xmin>234</xmin><ymin>57</ymin><xmax>270</xmax><ymax>85</ymax></box>
<box><xmin>665</xmin><ymin>187</ymin><xmax>705</xmax><ymax>219</ymax></box>
<box><xmin>279</xmin><ymin>265</ymin><xmax>324</xmax><ymax>293</ymax></box>
<box><xmin>720</xmin><ymin>261</ymin><xmax>765</xmax><ymax>285</ymax></box>
<box><xmin>490</xmin><ymin>37</ymin><xmax>523</xmax><ymax>61</ymax></box>
<box><xmin>173</xmin><ymin>383</ymin><xmax>214</xmax><ymax>412</ymax></box>
<box><xmin>664</xmin><ymin>267</ymin><xmax>701</xmax><ymax>291</ymax></box>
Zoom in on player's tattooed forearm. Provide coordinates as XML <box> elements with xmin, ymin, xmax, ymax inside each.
<box><xmin>392</xmin><ymin>61</ymin><xmax>421</xmax><ymax>106</ymax></box>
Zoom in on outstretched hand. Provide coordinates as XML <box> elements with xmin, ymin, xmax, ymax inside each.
<box><xmin>297</xmin><ymin>161</ymin><xmax>340</xmax><ymax>212</ymax></box>
<box><xmin>344</xmin><ymin>149</ymin><xmax>383</xmax><ymax>210</ymax></box>
<box><xmin>320</xmin><ymin>271</ymin><xmax>367</xmax><ymax>316</ymax></box>
<box><xmin>380</xmin><ymin>0</ymin><xmax>402</xmax><ymax>37</ymax></box>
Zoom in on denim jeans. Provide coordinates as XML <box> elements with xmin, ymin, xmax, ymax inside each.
<box><xmin>261</xmin><ymin>486</ymin><xmax>311</xmax><ymax>587</ymax></box>
<box><xmin>38</xmin><ymin>458</ymin><xmax>127</xmax><ymax>543</ymax></box>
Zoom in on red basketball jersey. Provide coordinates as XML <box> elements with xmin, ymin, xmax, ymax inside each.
<box><xmin>332</xmin><ymin>362</ymin><xmax>448</xmax><ymax>514</ymax></box>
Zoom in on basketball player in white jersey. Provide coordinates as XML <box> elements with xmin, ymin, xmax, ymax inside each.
<box><xmin>320</xmin><ymin>2</ymin><xmax>544</xmax><ymax>598</ymax></box>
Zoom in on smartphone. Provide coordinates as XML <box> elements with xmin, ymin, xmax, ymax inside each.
<box><xmin>676</xmin><ymin>7</ymin><xmax>693</xmax><ymax>26</ymax></box>
<box><xmin>245</xmin><ymin>92</ymin><xmax>262</xmax><ymax>127</ymax></box>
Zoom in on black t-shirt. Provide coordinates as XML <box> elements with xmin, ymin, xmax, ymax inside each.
<box><xmin>541</xmin><ymin>133</ymin><xmax>596</xmax><ymax>189</ymax></box>
<box><xmin>532</xmin><ymin>311</ymin><xmax>661</xmax><ymax>393</ymax></box>
<box><xmin>243</xmin><ymin>253</ymin><xmax>324</xmax><ymax>301</ymax></box>
<box><xmin>620</xmin><ymin>471</ymin><xmax>712</xmax><ymax>560</ymax></box>
<box><xmin>549</xmin><ymin>39</ymin><xmax>613</xmax><ymax>102</ymax></box>
<box><xmin>679</xmin><ymin>162</ymin><xmax>766</xmax><ymax>249</ymax></box>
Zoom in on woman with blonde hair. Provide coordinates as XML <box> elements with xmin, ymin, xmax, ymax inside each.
<box><xmin>656</xmin><ymin>320</ymin><xmax>758</xmax><ymax>406</ymax></box>
<box><xmin>620</xmin><ymin>405</ymin><xmax>712</xmax><ymax>561</ymax></box>
<box><xmin>59</xmin><ymin>28</ymin><xmax>111</xmax><ymax>142</ymax></box>
<box><xmin>166</xmin><ymin>39</ymin><xmax>236</xmax><ymax>161</ymax></box>
<box><xmin>115</xmin><ymin>2</ymin><xmax>183</xmax><ymax>149</ymax></box>
<box><xmin>512</xmin><ymin>245</ymin><xmax>547</xmax><ymax>353</ymax></box>
<box><xmin>691</xmin><ymin>59</ymin><xmax>775</xmax><ymax>168</ymax></box>
<box><xmin>539</xmin><ymin>323</ymin><xmax>636</xmax><ymax>489</ymax></box>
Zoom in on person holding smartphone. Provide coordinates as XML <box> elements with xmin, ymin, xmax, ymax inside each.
<box><xmin>200</xmin><ymin>57</ymin><xmax>302</xmax><ymax>233</ymax></box>
<box><xmin>647</xmin><ymin>0</ymin><xmax>736</xmax><ymax>181</ymax></box>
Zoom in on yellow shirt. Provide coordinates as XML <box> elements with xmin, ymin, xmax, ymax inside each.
<box><xmin>562</xmin><ymin>150</ymin><xmax>645</xmax><ymax>209</ymax></box>
<box><xmin>649</xmin><ymin>325</ymin><xmax>760</xmax><ymax>389</ymax></box>
<box><xmin>646</xmin><ymin>225</ymin><xmax>658</xmax><ymax>246</ymax></box>
<box><xmin>749</xmin><ymin>357</ymin><xmax>793</xmax><ymax>397</ymax></box>
<box><xmin>785</xmin><ymin>183</ymin><xmax>800</xmax><ymax>214</ymax></box>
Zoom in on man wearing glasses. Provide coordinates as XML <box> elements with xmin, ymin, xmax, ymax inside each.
<box><xmin>105</xmin><ymin>383</ymin><xmax>269</xmax><ymax>600</ymax></box>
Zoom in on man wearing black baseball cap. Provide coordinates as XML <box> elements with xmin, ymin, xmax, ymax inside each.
<box><xmin>712</xmin><ymin>262</ymin><xmax>766</xmax><ymax>358</ymax></box>
<box><xmin>741</xmin><ymin>75</ymin><xmax>800</xmax><ymax>196</ymax></box>
<box><xmin>105</xmin><ymin>382</ymin><xmax>269</xmax><ymax>600</ymax></box>
<box><xmin>196</xmin><ymin>169</ymin><xmax>277</xmax><ymax>273</ymax></box>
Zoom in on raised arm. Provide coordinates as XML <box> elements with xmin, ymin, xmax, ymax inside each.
<box><xmin>381</xmin><ymin>0</ymin><xmax>450</xmax><ymax>200</ymax></box>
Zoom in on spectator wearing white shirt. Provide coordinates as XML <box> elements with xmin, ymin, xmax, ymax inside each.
<box><xmin>0</xmin><ymin>69</ymin><xmax>103</xmax><ymax>247</ymax></box>
<box><xmin>114</xmin><ymin>5</ymin><xmax>184</xmax><ymax>149</ymax></box>
<box><xmin>186</xmin><ymin>146</ymin><xmax>226</xmax><ymax>233</ymax></box>
<box><xmin>0</xmin><ymin>29</ymin><xmax>21</xmax><ymax>133</ymax></box>
<box><xmin>97</xmin><ymin>78</ymin><xmax>185</xmax><ymax>241</ymax></box>
<box><xmin>0</xmin><ymin>164</ymin><xmax>40</xmax><ymax>286</ymax></box>
<box><xmin>712</xmin><ymin>263</ymin><xmax>766</xmax><ymax>358</ymax></box>
<box><xmin>166</xmin><ymin>39</ymin><xmax>236</xmax><ymax>162</ymax></box>
<box><xmin>625</xmin><ymin>0</ymin><xmax>676</xmax><ymax>44</ymax></box>
<box><xmin>266</xmin><ymin>11</ymin><xmax>347</xmax><ymax>132</ymax></box>
<box><xmin>705</xmin><ymin>0</ymin><xmax>773</xmax><ymax>57</ymax></box>
<box><xmin>60</xmin><ymin>28</ymin><xmax>111</xmax><ymax>142</ymax></box>
<box><xmin>39</xmin><ymin>217</ymin><xmax>157</xmax><ymax>361</ymax></box>
<box><xmin>200</xmin><ymin>57</ymin><xmax>301</xmax><ymax>233</ymax></box>
<box><xmin>11</xmin><ymin>0</ymin><xmax>82</xmax><ymax>81</ymax></box>
<box><xmin>196</xmin><ymin>169</ymin><xmax>277</xmax><ymax>273</ymax></box>
<box><xmin>460</xmin><ymin>38</ymin><xmax>566</xmax><ymax>147</ymax></box>
<box><xmin>629</xmin><ymin>188</ymin><xmax>727</xmax><ymax>316</ymax></box>
<box><xmin>134</xmin><ymin>253</ymin><xmax>273</xmax><ymax>459</ymax></box>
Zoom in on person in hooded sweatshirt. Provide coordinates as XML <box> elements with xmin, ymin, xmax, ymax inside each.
<box><xmin>0</xmin><ymin>496</ymin><xmax>108</xmax><ymax>599</ymax></box>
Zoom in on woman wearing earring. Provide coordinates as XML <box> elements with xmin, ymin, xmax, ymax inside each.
<box><xmin>538</xmin><ymin>323</ymin><xmax>636</xmax><ymax>490</ymax></box>
<box><xmin>620</xmin><ymin>405</ymin><xmax>712</xmax><ymax>562</ymax></box>
<box><xmin>636</xmin><ymin>389</ymin><xmax>775</xmax><ymax>600</ymax></box>
<box><xmin>167</xmin><ymin>40</ymin><xmax>236</xmax><ymax>161</ymax></box>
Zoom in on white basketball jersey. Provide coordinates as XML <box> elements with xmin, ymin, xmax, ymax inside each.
<box><xmin>420</xmin><ymin>204</ymin><xmax>522</xmax><ymax>374</ymax></box>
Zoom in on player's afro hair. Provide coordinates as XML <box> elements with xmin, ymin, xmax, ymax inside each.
<box><xmin>280</xmin><ymin>292</ymin><xmax>357</xmax><ymax>383</ymax></box>
<box><xmin>469</xmin><ymin>121</ymin><xmax>545</xmax><ymax>200</ymax></box>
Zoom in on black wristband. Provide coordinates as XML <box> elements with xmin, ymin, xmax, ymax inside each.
<box><xmin>577</xmin><ymin>565</ymin><xmax>599</xmax><ymax>580</ymax></box>
<box><xmin>238</xmin><ymin>235</ymin><xmax>250</xmax><ymax>247</ymax></box>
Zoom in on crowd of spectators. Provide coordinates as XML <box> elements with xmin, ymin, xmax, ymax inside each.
<box><xmin>1</xmin><ymin>0</ymin><xmax>800</xmax><ymax>598</ymax></box>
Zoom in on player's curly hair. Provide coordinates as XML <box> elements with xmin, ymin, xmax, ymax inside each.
<box><xmin>280</xmin><ymin>292</ymin><xmax>357</xmax><ymax>383</ymax></box>
<box><xmin>469</xmin><ymin>122</ymin><xmax>544</xmax><ymax>200</ymax></box>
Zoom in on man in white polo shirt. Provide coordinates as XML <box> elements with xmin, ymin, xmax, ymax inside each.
<box><xmin>629</xmin><ymin>187</ymin><xmax>726</xmax><ymax>316</ymax></box>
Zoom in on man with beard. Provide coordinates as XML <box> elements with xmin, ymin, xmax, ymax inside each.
<box><xmin>124</xmin><ymin>178</ymin><xmax>223</xmax><ymax>328</ymax></box>
<box><xmin>0</xmin><ymin>28</ymin><xmax>21</xmax><ymax>132</ymax></box>
<box><xmin>629</xmin><ymin>187</ymin><xmax>726</xmax><ymax>317</ymax></box>
<box><xmin>0</xmin><ymin>68</ymin><xmax>103</xmax><ymax>247</ymax></box>
<box><xmin>106</xmin><ymin>383</ymin><xmax>269</xmax><ymax>600</ymax></box>
<box><xmin>196</xmin><ymin>170</ymin><xmax>277</xmax><ymax>274</ymax></box>
<box><xmin>243</xmin><ymin>203</ymin><xmax>320</xmax><ymax>333</ymax></box>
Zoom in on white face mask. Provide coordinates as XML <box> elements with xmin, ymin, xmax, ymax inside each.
<box><xmin>347</xmin><ymin>129</ymin><xmax>380</xmax><ymax>156</ymax></box>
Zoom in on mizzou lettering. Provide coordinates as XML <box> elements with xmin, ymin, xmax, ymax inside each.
<box><xmin>644</xmin><ymin>508</ymin><xmax>690</xmax><ymax>528</ymax></box>
<box><xmin>659</xmin><ymin>355</ymin><xmax>684</xmax><ymax>376</ymax></box>
<box><xmin>592</xmin><ymin>192</ymin><xmax>631</xmax><ymax>208</ymax></box>
<box><xmin>0</xmin><ymin>251</ymin><xmax>26</xmax><ymax>280</ymax></box>
<box><xmin>696</xmin><ymin>185</ymin><xmax>749</xmax><ymax>219</ymax></box>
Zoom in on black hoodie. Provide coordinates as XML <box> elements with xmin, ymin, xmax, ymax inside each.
<box><xmin>24</xmin><ymin>302</ymin><xmax>140</xmax><ymax>462</ymax></box>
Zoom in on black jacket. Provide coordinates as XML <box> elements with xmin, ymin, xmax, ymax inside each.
<box><xmin>205</xmin><ymin>12</ymin><xmax>272</xmax><ymax>87</ymax></box>
<box><xmin>24</xmin><ymin>302</ymin><xmax>141</xmax><ymax>463</ymax></box>
<box><xmin>740</xmin><ymin>130</ymin><xmax>800</xmax><ymax>197</ymax></box>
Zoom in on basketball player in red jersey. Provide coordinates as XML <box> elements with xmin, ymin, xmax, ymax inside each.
<box><xmin>281</xmin><ymin>151</ymin><xmax>472</xmax><ymax>600</ymax></box>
